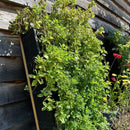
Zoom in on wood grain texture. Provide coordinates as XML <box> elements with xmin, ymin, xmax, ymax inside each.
<box><xmin>5</xmin><ymin>0</ymin><xmax>36</xmax><ymax>7</ymax></box>
<box><xmin>96</xmin><ymin>0</ymin><xmax>130</xmax><ymax>24</ymax></box>
<box><xmin>76</xmin><ymin>0</ymin><xmax>130</xmax><ymax>32</ymax></box>
<box><xmin>0</xmin><ymin>0</ymin><xmax>129</xmax><ymax>32</ymax></box>
<box><xmin>0</xmin><ymin>82</ymin><xmax>29</xmax><ymax>105</ymax></box>
<box><xmin>0</xmin><ymin>0</ymin><xmax>51</xmax><ymax>30</ymax></box>
<box><xmin>5</xmin><ymin>119</ymin><xmax>36</xmax><ymax>130</ymax></box>
<box><xmin>0</xmin><ymin>37</ymin><xmax>21</xmax><ymax>56</ymax></box>
<box><xmin>0</xmin><ymin>1</ymin><xmax>22</xmax><ymax>11</ymax></box>
<box><xmin>92</xmin><ymin>4</ymin><xmax>130</xmax><ymax>32</ymax></box>
<box><xmin>0</xmin><ymin>8</ymin><xmax>17</xmax><ymax>30</ymax></box>
<box><xmin>76</xmin><ymin>0</ymin><xmax>90</xmax><ymax>9</ymax></box>
<box><xmin>0</xmin><ymin>30</ymin><xmax>18</xmax><ymax>37</ymax></box>
<box><xmin>48</xmin><ymin>0</ymin><xmax>54</xmax><ymax>2</ymax></box>
<box><xmin>124</xmin><ymin>0</ymin><xmax>130</xmax><ymax>6</ymax></box>
<box><xmin>113</xmin><ymin>0</ymin><xmax>130</xmax><ymax>14</ymax></box>
<box><xmin>89</xmin><ymin>17</ymin><xmax>118</xmax><ymax>33</ymax></box>
<box><xmin>0</xmin><ymin>101</ymin><xmax>34</xmax><ymax>130</ymax></box>
<box><xmin>45</xmin><ymin>0</ymin><xmax>130</xmax><ymax>33</ymax></box>
<box><xmin>0</xmin><ymin>57</ymin><xmax>26</xmax><ymax>82</ymax></box>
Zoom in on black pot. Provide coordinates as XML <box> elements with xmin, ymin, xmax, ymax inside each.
<box><xmin>21</xmin><ymin>28</ymin><xmax>56</xmax><ymax>130</ymax></box>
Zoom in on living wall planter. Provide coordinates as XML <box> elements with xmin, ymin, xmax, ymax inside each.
<box><xmin>21</xmin><ymin>28</ymin><xmax>56</xmax><ymax>130</ymax></box>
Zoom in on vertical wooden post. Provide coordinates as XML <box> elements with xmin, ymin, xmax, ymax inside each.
<box><xmin>19</xmin><ymin>37</ymin><xmax>40</xmax><ymax>130</ymax></box>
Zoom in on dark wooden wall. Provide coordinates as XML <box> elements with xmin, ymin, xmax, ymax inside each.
<box><xmin>0</xmin><ymin>0</ymin><xmax>129</xmax><ymax>33</ymax></box>
<box><xmin>0</xmin><ymin>0</ymin><xmax>129</xmax><ymax>130</ymax></box>
<box><xmin>0</xmin><ymin>1</ymin><xmax>37</xmax><ymax>129</ymax></box>
<box><xmin>0</xmin><ymin>30</ymin><xmax>36</xmax><ymax>130</ymax></box>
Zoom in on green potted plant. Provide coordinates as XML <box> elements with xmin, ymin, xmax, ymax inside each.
<box><xmin>9</xmin><ymin>0</ymin><xmax>112</xmax><ymax>129</ymax></box>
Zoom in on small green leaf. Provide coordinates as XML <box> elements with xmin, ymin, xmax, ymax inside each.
<box><xmin>37</xmin><ymin>93</ymin><xmax>44</xmax><ymax>97</ymax></box>
<box><xmin>32</xmin><ymin>80</ymin><xmax>37</xmax><ymax>86</ymax></box>
<box><xmin>24</xmin><ymin>85</ymin><xmax>29</xmax><ymax>91</ymax></box>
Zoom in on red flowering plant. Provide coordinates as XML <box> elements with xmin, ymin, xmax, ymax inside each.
<box><xmin>106</xmin><ymin>31</ymin><xmax>130</xmax><ymax>112</ymax></box>
<box><xmin>109</xmin><ymin>53</ymin><xmax>130</xmax><ymax>129</ymax></box>
<box><xmin>111</xmin><ymin>77</ymin><xmax>116</xmax><ymax>82</ymax></box>
<box><xmin>113</xmin><ymin>53</ymin><xmax>122</xmax><ymax>59</ymax></box>
<box><xmin>126</xmin><ymin>63</ymin><xmax>130</xmax><ymax>67</ymax></box>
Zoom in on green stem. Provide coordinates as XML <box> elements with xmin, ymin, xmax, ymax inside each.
<box><xmin>108</xmin><ymin>58</ymin><xmax>116</xmax><ymax>81</ymax></box>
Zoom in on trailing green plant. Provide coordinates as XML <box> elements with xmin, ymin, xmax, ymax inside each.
<box><xmin>9</xmin><ymin>0</ymin><xmax>111</xmax><ymax>129</ymax></box>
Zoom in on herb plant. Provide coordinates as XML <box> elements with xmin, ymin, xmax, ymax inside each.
<box><xmin>9</xmin><ymin>0</ymin><xmax>111</xmax><ymax>129</ymax></box>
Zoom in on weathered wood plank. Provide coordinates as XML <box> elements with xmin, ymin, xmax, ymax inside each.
<box><xmin>0</xmin><ymin>0</ymin><xmax>129</xmax><ymax>32</ymax></box>
<box><xmin>0</xmin><ymin>57</ymin><xmax>26</xmax><ymax>82</ymax></box>
<box><xmin>46</xmin><ymin>0</ymin><xmax>130</xmax><ymax>33</ymax></box>
<box><xmin>0</xmin><ymin>37</ymin><xmax>21</xmax><ymax>56</ymax></box>
<box><xmin>92</xmin><ymin>4</ymin><xmax>130</xmax><ymax>32</ymax></box>
<box><xmin>4</xmin><ymin>0</ymin><xmax>36</xmax><ymax>7</ymax></box>
<box><xmin>0</xmin><ymin>0</ymin><xmax>52</xmax><ymax>30</ymax></box>
<box><xmin>0</xmin><ymin>101</ymin><xmax>34</xmax><ymax>130</ymax></box>
<box><xmin>96</xmin><ymin>0</ymin><xmax>130</xmax><ymax>24</ymax></box>
<box><xmin>113</xmin><ymin>0</ymin><xmax>130</xmax><ymax>14</ymax></box>
<box><xmin>89</xmin><ymin>17</ymin><xmax>118</xmax><ymax>33</ymax></box>
<box><xmin>45</xmin><ymin>0</ymin><xmax>130</xmax><ymax>32</ymax></box>
<box><xmin>0</xmin><ymin>8</ymin><xmax>17</xmax><ymax>30</ymax></box>
<box><xmin>0</xmin><ymin>1</ymin><xmax>22</xmax><ymax>11</ymax></box>
<box><xmin>48</xmin><ymin>0</ymin><xmax>54</xmax><ymax>2</ymax></box>
<box><xmin>0</xmin><ymin>0</ymin><xmax>22</xmax><ymax>30</ymax></box>
<box><xmin>77</xmin><ymin>0</ymin><xmax>90</xmax><ymax>10</ymax></box>
<box><xmin>75</xmin><ymin>0</ymin><xmax>130</xmax><ymax>32</ymax></box>
<box><xmin>0</xmin><ymin>29</ymin><xmax>19</xmax><ymax>37</ymax></box>
<box><xmin>5</xmin><ymin>119</ymin><xmax>36</xmax><ymax>130</ymax></box>
<box><xmin>124</xmin><ymin>0</ymin><xmax>130</xmax><ymax>5</ymax></box>
<box><xmin>0</xmin><ymin>82</ymin><xmax>29</xmax><ymax>105</ymax></box>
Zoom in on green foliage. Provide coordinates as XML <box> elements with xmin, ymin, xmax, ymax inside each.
<box><xmin>107</xmin><ymin>30</ymin><xmax>130</xmax><ymax>66</ymax></box>
<box><xmin>110</xmin><ymin>67</ymin><xmax>130</xmax><ymax>129</ymax></box>
<box><xmin>9</xmin><ymin>0</ymin><xmax>111</xmax><ymax>129</ymax></box>
<box><xmin>107</xmin><ymin>31</ymin><xmax>130</xmax><ymax>111</ymax></box>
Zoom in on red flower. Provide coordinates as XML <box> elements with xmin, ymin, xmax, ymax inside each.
<box><xmin>113</xmin><ymin>53</ymin><xmax>122</xmax><ymax>59</ymax></box>
<box><xmin>113</xmin><ymin>53</ymin><xmax>118</xmax><ymax>58</ymax></box>
<box><xmin>126</xmin><ymin>63</ymin><xmax>130</xmax><ymax>67</ymax></box>
<box><xmin>117</xmin><ymin>54</ymin><xmax>122</xmax><ymax>59</ymax></box>
<box><xmin>111</xmin><ymin>77</ymin><xmax>116</xmax><ymax>82</ymax></box>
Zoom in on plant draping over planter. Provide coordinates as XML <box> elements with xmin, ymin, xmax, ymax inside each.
<box><xmin>9</xmin><ymin>0</ymin><xmax>113</xmax><ymax>129</ymax></box>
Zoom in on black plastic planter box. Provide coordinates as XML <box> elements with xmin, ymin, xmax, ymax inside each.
<box><xmin>21</xmin><ymin>28</ymin><xmax>56</xmax><ymax>130</ymax></box>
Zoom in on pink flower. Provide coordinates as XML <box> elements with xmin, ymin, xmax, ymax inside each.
<box><xmin>111</xmin><ymin>77</ymin><xmax>116</xmax><ymax>82</ymax></box>
<box><xmin>126</xmin><ymin>63</ymin><xmax>130</xmax><ymax>67</ymax></box>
